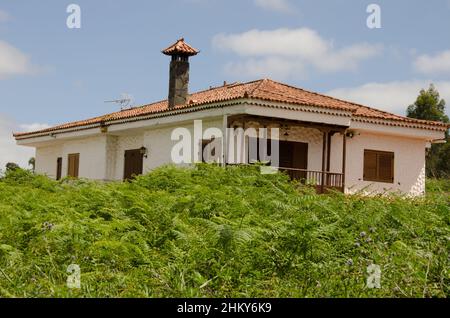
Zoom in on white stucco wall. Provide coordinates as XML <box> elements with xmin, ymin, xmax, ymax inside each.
<box><xmin>190</xmin><ymin>120</ymin><xmax>427</xmax><ymax>196</ymax></box>
<box><xmin>112</xmin><ymin>134</ymin><xmax>144</xmax><ymax>180</ymax></box>
<box><xmin>103</xmin><ymin>117</ymin><xmax>225</xmax><ymax>180</ymax></box>
<box><xmin>344</xmin><ymin>131</ymin><xmax>426</xmax><ymax>196</ymax></box>
<box><xmin>143</xmin><ymin>118</ymin><xmax>224</xmax><ymax>171</ymax></box>
<box><xmin>35</xmin><ymin>144</ymin><xmax>63</xmax><ymax>179</ymax></box>
<box><xmin>34</xmin><ymin>119</ymin><xmax>225</xmax><ymax>181</ymax></box>
<box><xmin>105</xmin><ymin>136</ymin><xmax>118</xmax><ymax>180</ymax></box>
<box><xmin>35</xmin><ymin>136</ymin><xmax>109</xmax><ymax>180</ymax></box>
<box><xmin>32</xmin><ymin>114</ymin><xmax>430</xmax><ymax>197</ymax></box>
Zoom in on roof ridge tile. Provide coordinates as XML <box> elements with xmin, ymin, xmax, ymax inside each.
<box><xmin>14</xmin><ymin>78</ymin><xmax>449</xmax><ymax>138</ymax></box>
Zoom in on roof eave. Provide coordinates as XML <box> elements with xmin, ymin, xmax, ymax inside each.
<box><xmin>14</xmin><ymin>96</ymin><xmax>449</xmax><ymax>141</ymax></box>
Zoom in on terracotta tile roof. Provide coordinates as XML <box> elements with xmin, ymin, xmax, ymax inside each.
<box><xmin>161</xmin><ymin>38</ymin><xmax>199</xmax><ymax>56</ymax></box>
<box><xmin>14</xmin><ymin>79</ymin><xmax>449</xmax><ymax>139</ymax></box>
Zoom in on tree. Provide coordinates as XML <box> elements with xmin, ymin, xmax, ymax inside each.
<box><xmin>407</xmin><ymin>84</ymin><xmax>449</xmax><ymax>124</ymax></box>
<box><xmin>435</xmin><ymin>143</ymin><xmax>450</xmax><ymax>177</ymax></box>
<box><xmin>28</xmin><ymin>157</ymin><xmax>36</xmax><ymax>172</ymax></box>
<box><xmin>407</xmin><ymin>84</ymin><xmax>450</xmax><ymax>178</ymax></box>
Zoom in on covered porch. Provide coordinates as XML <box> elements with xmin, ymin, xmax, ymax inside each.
<box><xmin>224</xmin><ymin>115</ymin><xmax>349</xmax><ymax>193</ymax></box>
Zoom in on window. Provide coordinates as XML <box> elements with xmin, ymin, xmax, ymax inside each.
<box><xmin>56</xmin><ymin>157</ymin><xmax>62</xmax><ymax>180</ymax></box>
<box><xmin>67</xmin><ymin>153</ymin><xmax>80</xmax><ymax>178</ymax></box>
<box><xmin>363</xmin><ymin>150</ymin><xmax>394</xmax><ymax>183</ymax></box>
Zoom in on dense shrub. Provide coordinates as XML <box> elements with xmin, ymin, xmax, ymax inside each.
<box><xmin>0</xmin><ymin>165</ymin><xmax>448</xmax><ymax>297</ymax></box>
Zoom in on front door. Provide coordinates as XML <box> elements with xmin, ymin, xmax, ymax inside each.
<box><xmin>124</xmin><ymin>149</ymin><xmax>143</xmax><ymax>180</ymax></box>
<box><xmin>279</xmin><ymin>141</ymin><xmax>308</xmax><ymax>180</ymax></box>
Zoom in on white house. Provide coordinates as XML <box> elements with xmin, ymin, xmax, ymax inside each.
<box><xmin>14</xmin><ymin>39</ymin><xmax>449</xmax><ymax>196</ymax></box>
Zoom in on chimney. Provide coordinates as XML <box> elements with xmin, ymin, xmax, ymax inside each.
<box><xmin>162</xmin><ymin>38</ymin><xmax>199</xmax><ymax>108</ymax></box>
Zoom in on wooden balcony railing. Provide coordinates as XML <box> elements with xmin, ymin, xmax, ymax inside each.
<box><xmin>278</xmin><ymin>167</ymin><xmax>344</xmax><ymax>193</ymax></box>
<box><xmin>225</xmin><ymin>164</ymin><xmax>344</xmax><ymax>193</ymax></box>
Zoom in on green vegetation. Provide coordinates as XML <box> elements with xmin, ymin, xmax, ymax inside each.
<box><xmin>426</xmin><ymin>178</ymin><xmax>450</xmax><ymax>195</ymax></box>
<box><xmin>407</xmin><ymin>84</ymin><xmax>449</xmax><ymax>178</ymax></box>
<box><xmin>0</xmin><ymin>165</ymin><xmax>448</xmax><ymax>298</ymax></box>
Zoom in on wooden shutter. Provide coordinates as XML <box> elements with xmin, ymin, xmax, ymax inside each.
<box><xmin>56</xmin><ymin>157</ymin><xmax>62</xmax><ymax>180</ymax></box>
<box><xmin>378</xmin><ymin>152</ymin><xmax>394</xmax><ymax>182</ymax></box>
<box><xmin>363</xmin><ymin>151</ymin><xmax>377</xmax><ymax>180</ymax></box>
<box><xmin>363</xmin><ymin>150</ymin><xmax>394</xmax><ymax>183</ymax></box>
<box><xmin>67</xmin><ymin>153</ymin><xmax>79</xmax><ymax>178</ymax></box>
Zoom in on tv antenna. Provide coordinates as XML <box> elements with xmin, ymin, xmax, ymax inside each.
<box><xmin>104</xmin><ymin>93</ymin><xmax>135</xmax><ymax>110</ymax></box>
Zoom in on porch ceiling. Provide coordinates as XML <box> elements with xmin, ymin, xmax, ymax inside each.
<box><xmin>228</xmin><ymin>114</ymin><xmax>349</xmax><ymax>133</ymax></box>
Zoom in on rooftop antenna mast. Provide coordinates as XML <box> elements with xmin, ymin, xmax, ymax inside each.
<box><xmin>104</xmin><ymin>93</ymin><xmax>135</xmax><ymax>110</ymax></box>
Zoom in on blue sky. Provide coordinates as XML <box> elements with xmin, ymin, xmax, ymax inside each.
<box><xmin>1</xmin><ymin>0</ymin><xmax>450</xmax><ymax>167</ymax></box>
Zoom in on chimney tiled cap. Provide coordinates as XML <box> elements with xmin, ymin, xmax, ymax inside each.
<box><xmin>162</xmin><ymin>38</ymin><xmax>199</xmax><ymax>56</ymax></box>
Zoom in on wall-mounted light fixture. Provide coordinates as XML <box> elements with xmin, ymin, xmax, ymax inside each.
<box><xmin>140</xmin><ymin>146</ymin><xmax>148</xmax><ymax>158</ymax></box>
<box><xmin>345</xmin><ymin>130</ymin><xmax>360</xmax><ymax>139</ymax></box>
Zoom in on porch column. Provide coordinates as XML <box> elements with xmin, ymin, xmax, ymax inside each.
<box><xmin>322</xmin><ymin>130</ymin><xmax>333</xmax><ymax>192</ymax></box>
<box><xmin>321</xmin><ymin>131</ymin><xmax>327</xmax><ymax>193</ymax></box>
<box><xmin>341</xmin><ymin>131</ymin><xmax>347</xmax><ymax>192</ymax></box>
<box><xmin>222</xmin><ymin>114</ymin><xmax>228</xmax><ymax>167</ymax></box>
<box><xmin>326</xmin><ymin>132</ymin><xmax>332</xmax><ymax>173</ymax></box>
<box><xmin>325</xmin><ymin>131</ymin><xmax>335</xmax><ymax>187</ymax></box>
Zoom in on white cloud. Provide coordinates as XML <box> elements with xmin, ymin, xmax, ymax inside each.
<box><xmin>224</xmin><ymin>57</ymin><xmax>306</xmax><ymax>80</ymax></box>
<box><xmin>327</xmin><ymin>80</ymin><xmax>450</xmax><ymax>116</ymax></box>
<box><xmin>0</xmin><ymin>10</ymin><xmax>10</xmax><ymax>23</ymax></box>
<box><xmin>212</xmin><ymin>28</ymin><xmax>382</xmax><ymax>79</ymax></box>
<box><xmin>0</xmin><ymin>115</ymin><xmax>42</xmax><ymax>170</ymax></box>
<box><xmin>254</xmin><ymin>0</ymin><xmax>293</xmax><ymax>13</ymax></box>
<box><xmin>0</xmin><ymin>40</ymin><xmax>39</xmax><ymax>80</ymax></box>
<box><xmin>414</xmin><ymin>50</ymin><xmax>450</xmax><ymax>75</ymax></box>
<box><xmin>19</xmin><ymin>123</ymin><xmax>51</xmax><ymax>132</ymax></box>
